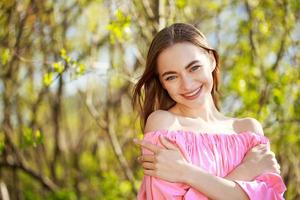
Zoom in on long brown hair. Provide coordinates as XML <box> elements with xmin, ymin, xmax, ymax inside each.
<box><xmin>132</xmin><ymin>23</ymin><xmax>221</xmax><ymax>130</ymax></box>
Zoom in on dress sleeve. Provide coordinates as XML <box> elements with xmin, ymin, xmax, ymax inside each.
<box><xmin>234</xmin><ymin>133</ymin><xmax>287</xmax><ymax>200</ymax></box>
<box><xmin>137</xmin><ymin>131</ymin><xmax>191</xmax><ymax>200</ymax></box>
<box><xmin>234</xmin><ymin>172</ymin><xmax>286</xmax><ymax>200</ymax></box>
<box><xmin>137</xmin><ymin>174</ymin><xmax>190</xmax><ymax>200</ymax></box>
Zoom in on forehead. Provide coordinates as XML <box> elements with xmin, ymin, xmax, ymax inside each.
<box><xmin>157</xmin><ymin>42</ymin><xmax>209</xmax><ymax>73</ymax></box>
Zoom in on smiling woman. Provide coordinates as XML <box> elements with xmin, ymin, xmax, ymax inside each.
<box><xmin>132</xmin><ymin>23</ymin><xmax>286</xmax><ymax>200</ymax></box>
<box><xmin>157</xmin><ymin>42</ymin><xmax>215</xmax><ymax>107</ymax></box>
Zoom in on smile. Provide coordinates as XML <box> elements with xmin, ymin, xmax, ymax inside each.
<box><xmin>181</xmin><ymin>85</ymin><xmax>203</xmax><ymax>100</ymax></box>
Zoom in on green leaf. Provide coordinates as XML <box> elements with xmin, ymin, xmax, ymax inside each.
<box><xmin>22</xmin><ymin>127</ymin><xmax>34</xmax><ymax>148</ymax></box>
<box><xmin>1</xmin><ymin>48</ymin><xmax>10</xmax><ymax>65</ymax></box>
<box><xmin>286</xmin><ymin>133</ymin><xmax>298</xmax><ymax>144</ymax></box>
<box><xmin>0</xmin><ymin>133</ymin><xmax>5</xmax><ymax>155</ymax></box>
<box><xmin>43</xmin><ymin>72</ymin><xmax>53</xmax><ymax>86</ymax></box>
<box><xmin>272</xmin><ymin>88</ymin><xmax>283</xmax><ymax>105</ymax></box>
<box><xmin>119</xmin><ymin>180</ymin><xmax>131</xmax><ymax>195</ymax></box>
<box><xmin>106</xmin><ymin>9</ymin><xmax>131</xmax><ymax>44</ymax></box>
<box><xmin>259</xmin><ymin>22</ymin><xmax>269</xmax><ymax>35</ymax></box>
<box><xmin>60</xmin><ymin>48</ymin><xmax>71</xmax><ymax>63</ymax></box>
<box><xmin>75</xmin><ymin>63</ymin><xmax>86</xmax><ymax>76</ymax></box>
<box><xmin>80</xmin><ymin>152</ymin><xmax>98</xmax><ymax>174</ymax></box>
<box><xmin>110</xmin><ymin>75</ymin><xmax>124</xmax><ymax>89</ymax></box>
<box><xmin>60</xmin><ymin>48</ymin><xmax>67</xmax><ymax>59</ymax></box>
<box><xmin>238</xmin><ymin>79</ymin><xmax>246</xmax><ymax>93</ymax></box>
<box><xmin>176</xmin><ymin>0</ymin><xmax>187</xmax><ymax>9</ymax></box>
<box><xmin>71</xmin><ymin>61</ymin><xmax>77</xmax><ymax>68</ymax></box>
<box><xmin>48</xmin><ymin>189</ymin><xmax>77</xmax><ymax>200</ymax></box>
<box><xmin>53</xmin><ymin>61</ymin><xmax>64</xmax><ymax>74</ymax></box>
<box><xmin>265</xmin><ymin>69</ymin><xmax>278</xmax><ymax>83</ymax></box>
<box><xmin>21</xmin><ymin>127</ymin><xmax>44</xmax><ymax>148</ymax></box>
<box><xmin>35</xmin><ymin>130</ymin><xmax>44</xmax><ymax>144</ymax></box>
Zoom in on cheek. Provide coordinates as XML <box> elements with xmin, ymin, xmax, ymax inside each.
<box><xmin>164</xmin><ymin>84</ymin><xmax>179</xmax><ymax>96</ymax></box>
<box><xmin>202</xmin><ymin>73</ymin><xmax>214</xmax><ymax>92</ymax></box>
<box><xmin>206</xmin><ymin>74</ymin><xmax>213</xmax><ymax>83</ymax></box>
<box><xmin>201</xmin><ymin>70</ymin><xmax>213</xmax><ymax>82</ymax></box>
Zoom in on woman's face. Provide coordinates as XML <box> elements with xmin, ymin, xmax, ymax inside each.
<box><xmin>157</xmin><ymin>42</ymin><xmax>215</xmax><ymax>108</ymax></box>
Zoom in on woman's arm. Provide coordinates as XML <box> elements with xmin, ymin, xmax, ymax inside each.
<box><xmin>182</xmin><ymin>146</ymin><xmax>282</xmax><ymax>200</ymax></box>
<box><xmin>135</xmin><ymin>135</ymin><xmax>281</xmax><ymax>200</ymax></box>
<box><xmin>135</xmin><ymin>136</ymin><xmax>248</xmax><ymax>200</ymax></box>
<box><xmin>224</xmin><ymin>162</ymin><xmax>254</xmax><ymax>181</ymax></box>
<box><xmin>136</xmin><ymin>113</ymin><xmax>284</xmax><ymax>199</ymax></box>
<box><xmin>181</xmin><ymin>162</ymin><xmax>249</xmax><ymax>200</ymax></box>
<box><xmin>139</xmin><ymin>113</ymin><xmax>280</xmax><ymax>182</ymax></box>
<box><xmin>225</xmin><ymin>117</ymin><xmax>280</xmax><ymax>181</ymax></box>
<box><xmin>136</xmin><ymin>136</ymin><xmax>280</xmax><ymax>181</ymax></box>
<box><xmin>224</xmin><ymin>143</ymin><xmax>280</xmax><ymax>181</ymax></box>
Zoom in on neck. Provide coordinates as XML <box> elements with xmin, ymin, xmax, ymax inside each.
<box><xmin>171</xmin><ymin>95</ymin><xmax>223</xmax><ymax>122</ymax></box>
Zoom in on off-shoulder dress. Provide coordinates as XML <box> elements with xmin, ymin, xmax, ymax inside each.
<box><xmin>137</xmin><ymin>130</ymin><xmax>286</xmax><ymax>200</ymax></box>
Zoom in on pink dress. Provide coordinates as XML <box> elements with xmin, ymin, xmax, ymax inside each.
<box><xmin>137</xmin><ymin>130</ymin><xmax>286</xmax><ymax>200</ymax></box>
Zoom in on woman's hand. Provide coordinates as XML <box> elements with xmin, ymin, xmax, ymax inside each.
<box><xmin>134</xmin><ymin>135</ymin><xmax>188</xmax><ymax>183</ymax></box>
<box><xmin>242</xmin><ymin>144</ymin><xmax>281</xmax><ymax>177</ymax></box>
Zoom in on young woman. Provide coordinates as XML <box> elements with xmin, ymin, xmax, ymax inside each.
<box><xmin>132</xmin><ymin>23</ymin><xmax>286</xmax><ymax>200</ymax></box>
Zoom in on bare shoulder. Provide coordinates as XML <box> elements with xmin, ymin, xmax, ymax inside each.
<box><xmin>234</xmin><ymin>117</ymin><xmax>264</xmax><ymax>136</ymax></box>
<box><xmin>144</xmin><ymin>109</ymin><xmax>177</xmax><ymax>133</ymax></box>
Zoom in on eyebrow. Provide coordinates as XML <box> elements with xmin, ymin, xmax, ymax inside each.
<box><xmin>161</xmin><ymin>60</ymin><xmax>200</xmax><ymax>78</ymax></box>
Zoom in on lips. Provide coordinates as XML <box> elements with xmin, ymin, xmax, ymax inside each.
<box><xmin>181</xmin><ymin>85</ymin><xmax>203</xmax><ymax>100</ymax></box>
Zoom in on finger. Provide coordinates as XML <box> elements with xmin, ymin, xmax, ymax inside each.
<box><xmin>258</xmin><ymin>144</ymin><xmax>267</xmax><ymax>149</ymax></box>
<box><xmin>134</xmin><ymin>138</ymin><xmax>162</xmax><ymax>154</ymax></box>
<box><xmin>278</xmin><ymin>165</ymin><xmax>281</xmax><ymax>174</ymax></box>
<box><xmin>144</xmin><ymin>169</ymin><xmax>157</xmax><ymax>177</ymax></box>
<box><xmin>268</xmin><ymin>151</ymin><xmax>275</xmax><ymax>157</ymax></box>
<box><xmin>253</xmin><ymin>144</ymin><xmax>266</xmax><ymax>151</ymax></box>
<box><xmin>159</xmin><ymin>135</ymin><xmax>177</xmax><ymax>150</ymax></box>
<box><xmin>139</xmin><ymin>155</ymin><xmax>156</xmax><ymax>162</ymax></box>
<box><xmin>261</xmin><ymin>147</ymin><xmax>268</xmax><ymax>152</ymax></box>
<box><xmin>276</xmin><ymin>164</ymin><xmax>281</xmax><ymax>171</ymax></box>
<box><xmin>142</xmin><ymin>162</ymin><xmax>156</xmax><ymax>170</ymax></box>
<box><xmin>273</xmin><ymin>164</ymin><xmax>281</xmax><ymax>174</ymax></box>
<box><xmin>250</xmin><ymin>144</ymin><xmax>263</xmax><ymax>151</ymax></box>
<box><xmin>266</xmin><ymin>153</ymin><xmax>274</xmax><ymax>160</ymax></box>
<box><xmin>137</xmin><ymin>156</ymin><xmax>142</xmax><ymax>164</ymax></box>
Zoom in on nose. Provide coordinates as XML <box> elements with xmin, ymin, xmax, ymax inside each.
<box><xmin>180</xmin><ymin>76</ymin><xmax>194</xmax><ymax>92</ymax></box>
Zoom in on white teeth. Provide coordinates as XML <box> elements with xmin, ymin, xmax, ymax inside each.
<box><xmin>185</xmin><ymin>89</ymin><xmax>199</xmax><ymax>96</ymax></box>
<box><xmin>184</xmin><ymin>86</ymin><xmax>202</xmax><ymax>97</ymax></box>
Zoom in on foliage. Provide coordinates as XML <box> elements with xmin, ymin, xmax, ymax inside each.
<box><xmin>0</xmin><ymin>0</ymin><xmax>299</xmax><ymax>199</ymax></box>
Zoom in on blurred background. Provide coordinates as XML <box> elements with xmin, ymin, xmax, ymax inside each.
<box><xmin>0</xmin><ymin>0</ymin><xmax>299</xmax><ymax>199</ymax></box>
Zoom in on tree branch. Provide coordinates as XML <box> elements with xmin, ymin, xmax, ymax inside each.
<box><xmin>0</xmin><ymin>160</ymin><xmax>58</xmax><ymax>192</ymax></box>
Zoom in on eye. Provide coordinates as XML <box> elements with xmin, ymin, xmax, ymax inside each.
<box><xmin>165</xmin><ymin>76</ymin><xmax>176</xmax><ymax>81</ymax></box>
<box><xmin>190</xmin><ymin>65</ymin><xmax>201</xmax><ymax>72</ymax></box>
